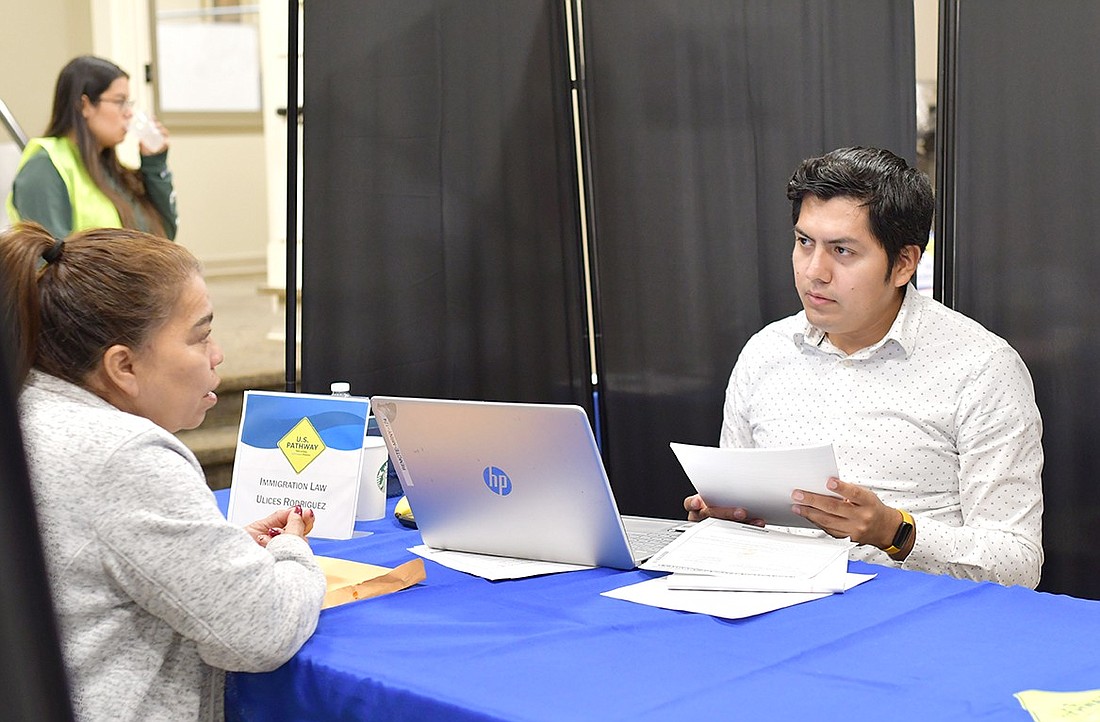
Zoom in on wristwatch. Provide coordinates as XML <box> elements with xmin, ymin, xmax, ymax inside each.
<box><xmin>884</xmin><ymin>509</ymin><xmax>914</xmax><ymax>556</ymax></box>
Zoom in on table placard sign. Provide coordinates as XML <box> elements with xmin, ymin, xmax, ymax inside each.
<box><xmin>227</xmin><ymin>390</ymin><xmax>370</xmax><ymax>539</ymax></box>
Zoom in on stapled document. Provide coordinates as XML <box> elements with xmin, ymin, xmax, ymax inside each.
<box><xmin>664</xmin><ymin>551</ymin><xmax>849</xmax><ymax>594</ymax></box>
<box><xmin>641</xmin><ymin>517</ymin><xmax>853</xmax><ymax>591</ymax></box>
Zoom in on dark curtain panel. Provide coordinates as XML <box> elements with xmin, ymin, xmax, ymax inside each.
<box><xmin>581</xmin><ymin>1</ymin><xmax>917</xmax><ymax>516</ymax></box>
<box><xmin>302</xmin><ymin>1</ymin><xmax>588</xmax><ymax>406</ymax></box>
<box><xmin>0</xmin><ymin>321</ymin><xmax>74</xmax><ymax>719</ymax></box>
<box><xmin>948</xmin><ymin>1</ymin><xmax>1100</xmax><ymax>598</ymax></box>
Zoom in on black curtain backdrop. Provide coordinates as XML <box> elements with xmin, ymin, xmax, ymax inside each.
<box><xmin>303</xmin><ymin>1</ymin><xmax>915</xmax><ymax>519</ymax></box>
<box><xmin>580</xmin><ymin>1</ymin><xmax>916</xmax><ymax>516</ymax></box>
<box><xmin>946</xmin><ymin>1</ymin><xmax>1100</xmax><ymax>598</ymax></box>
<box><xmin>302</xmin><ymin>0</ymin><xmax>589</xmax><ymax>406</ymax></box>
<box><xmin>0</xmin><ymin>301</ymin><xmax>74</xmax><ymax>720</ymax></box>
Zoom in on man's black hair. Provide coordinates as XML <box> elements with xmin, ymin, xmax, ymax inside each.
<box><xmin>787</xmin><ymin>146</ymin><xmax>934</xmax><ymax>278</ymax></box>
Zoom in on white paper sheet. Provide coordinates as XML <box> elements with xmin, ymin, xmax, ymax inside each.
<box><xmin>641</xmin><ymin>517</ymin><xmax>852</xmax><ymax>580</ymax></box>
<box><xmin>664</xmin><ymin>546</ymin><xmax>851</xmax><ymax>593</ymax></box>
<box><xmin>601</xmin><ymin>572</ymin><xmax>876</xmax><ymax>620</ymax></box>
<box><xmin>409</xmin><ymin>545</ymin><xmax>592</xmax><ymax>580</ymax></box>
<box><xmin>670</xmin><ymin>442</ymin><xmax>841</xmax><ymax>527</ymax></box>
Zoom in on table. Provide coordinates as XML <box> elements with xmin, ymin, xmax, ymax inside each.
<box><xmin>216</xmin><ymin>490</ymin><xmax>1100</xmax><ymax>721</ymax></box>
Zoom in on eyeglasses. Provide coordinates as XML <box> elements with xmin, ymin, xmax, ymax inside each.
<box><xmin>99</xmin><ymin>96</ymin><xmax>136</xmax><ymax>110</ymax></box>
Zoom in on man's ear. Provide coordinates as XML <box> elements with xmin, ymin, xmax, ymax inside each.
<box><xmin>99</xmin><ymin>344</ymin><xmax>140</xmax><ymax>399</ymax></box>
<box><xmin>893</xmin><ymin>244</ymin><xmax>921</xmax><ymax>288</ymax></box>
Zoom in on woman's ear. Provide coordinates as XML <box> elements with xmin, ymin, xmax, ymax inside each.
<box><xmin>80</xmin><ymin>94</ymin><xmax>93</xmax><ymax>119</ymax></box>
<box><xmin>99</xmin><ymin>344</ymin><xmax>140</xmax><ymax>399</ymax></box>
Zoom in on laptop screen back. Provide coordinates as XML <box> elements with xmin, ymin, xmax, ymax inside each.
<box><xmin>370</xmin><ymin>396</ymin><xmax>638</xmax><ymax>569</ymax></box>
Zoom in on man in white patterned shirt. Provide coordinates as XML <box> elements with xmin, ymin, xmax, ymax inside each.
<box><xmin>684</xmin><ymin>147</ymin><xmax>1043</xmax><ymax>587</ymax></box>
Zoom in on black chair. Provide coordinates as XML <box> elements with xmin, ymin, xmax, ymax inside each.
<box><xmin>0</xmin><ymin>270</ymin><xmax>74</xmax><ymax>721</ymax></box>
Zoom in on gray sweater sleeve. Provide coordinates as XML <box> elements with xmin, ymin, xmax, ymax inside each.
<box><xmin>95</xmin><ymin>430</ymin><xmax>326</xmax><ymax>672</ymax></box>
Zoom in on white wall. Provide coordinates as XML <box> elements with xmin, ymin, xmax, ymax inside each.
<box><xmin>914</xmin><ymin>0</ymin><xmax>939</xmax><ymax>86</ymax></box>
<box><xmin>161</xmin><ymin>132</ymin><xmax>270</xmax><ymax>275</ymax></box>
<box><xmin>0</xmin><ymin>0</ymin><xmax>91</xmax><ymax>138</ymax></box>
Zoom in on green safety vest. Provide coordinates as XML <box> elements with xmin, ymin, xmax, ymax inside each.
<box><xmin>6</xmin><ymin>136</ymin><xmax>122</xmax><ymax>231</ymax></box>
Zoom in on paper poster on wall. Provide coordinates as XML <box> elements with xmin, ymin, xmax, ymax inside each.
<box><xmin>156</xmin><ymin>21</ymin><xmax>261</xmax><ymax>113</ymax></box>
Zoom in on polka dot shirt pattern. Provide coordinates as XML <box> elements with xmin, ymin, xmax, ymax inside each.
<box><xmin>720</xmin><ymin>287</ymin><xmax>1043</xmax><ymax>588</ymax></box>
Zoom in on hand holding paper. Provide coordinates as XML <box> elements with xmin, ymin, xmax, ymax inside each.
<box><xmin>671</xmin><ymin>443</ymin><xmax>841</xmax><ymax>528</ymax></box>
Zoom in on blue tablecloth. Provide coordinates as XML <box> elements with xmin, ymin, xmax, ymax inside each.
<box><xmin>216</xmin><ymin>490</ymin><xmax>1100</xmax><ymax>721</ymax></box>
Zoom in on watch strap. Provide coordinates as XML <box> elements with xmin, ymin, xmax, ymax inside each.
<box><xmin>884</xmin><ymin>508</ymin><xmax>914</xmax><ymax>556</ymax></box>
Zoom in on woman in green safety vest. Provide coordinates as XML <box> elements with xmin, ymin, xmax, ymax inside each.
<box><xmin>6</xmin><ymin>55</ymin><xmax>178</xmax><ymax>241</ymax></box>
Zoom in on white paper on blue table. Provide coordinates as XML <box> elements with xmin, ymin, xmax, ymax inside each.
<box><xmin>641</xmin><ymin>517</ymin><xmax>852</xmax><ymax>592</ymax></box>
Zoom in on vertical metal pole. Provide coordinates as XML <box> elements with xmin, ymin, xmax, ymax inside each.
<box><xmin>933</xmin><ymin>0</ymin><xmax>957</xmax><ymax>307</ymax></box>
<box><xmin>284</xmin><ymin>0</ymin><xmax>299</xmax><ymax>392</ymax></box>
<box><xmin>565</xmin><ymin>0</ymin><xmax>607</xmax><ymax>450</ymax></box>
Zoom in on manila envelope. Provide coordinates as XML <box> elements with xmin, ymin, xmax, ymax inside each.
<box><xmin>316</xmin><ymin>556</ymin><xmax>426</xmax><ymax>609</ymax></box>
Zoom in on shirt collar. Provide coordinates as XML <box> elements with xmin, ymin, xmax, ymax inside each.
<box><xmin>794</xmin><ymin>285</ymin><xmax>924</xmax><ymax>358</ymax></box>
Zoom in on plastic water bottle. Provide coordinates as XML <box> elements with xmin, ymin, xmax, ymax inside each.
<box><xmin>131</xmin><ymin>111</ymin><xmax>166</xmax><ymax>153</ymax></box>
<box><xmin>330</xmin><ymin>381</ymin><xmax>351</xmax><ymax>397</ymax></box>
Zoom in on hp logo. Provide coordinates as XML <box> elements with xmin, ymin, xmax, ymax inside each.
<box><xmin>483</xmin><ymin>466</ymin><xmax>512</xmax><ymax>496</ymax></box>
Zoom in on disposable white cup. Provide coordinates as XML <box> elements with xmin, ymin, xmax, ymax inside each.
<box><xmin>131</xmin><ymin>110</ymin><xmax>166</xmax><ymax>153</ymax></box>
<box><xmin>356</xmin><ymin>436</ymin><xmax>389</xmax><ymax>521</ymax></box>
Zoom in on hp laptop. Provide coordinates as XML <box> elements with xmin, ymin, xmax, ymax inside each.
<box><xmin>370</xmin><ymin>396</ymin><xmax>689</xmax><ymax>570</ymax></box>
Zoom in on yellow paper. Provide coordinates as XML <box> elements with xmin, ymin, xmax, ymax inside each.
<box><xmin>318</xmin><ymin>556</ymin><xmax>392</xmax><ymax>589</ymax></box>
<box><xmin>1015</xmin><ymin>689</ymin><xmax>1100</xmax><ymax>722</ymax></box>
<box><xmin>316</xmin><ymin>556</ymin><xmax>426</xmax><ymax>609</ymax></box>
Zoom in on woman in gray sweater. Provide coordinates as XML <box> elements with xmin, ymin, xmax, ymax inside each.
<box><xmin>0</xmin><ymin>222</ymin><xmax>326</xmax><ymax>721</ymax></box>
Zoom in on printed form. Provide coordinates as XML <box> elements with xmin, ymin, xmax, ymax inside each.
<box><xmin>642</xmin><ymin>517</ymin><xmax>853</xmax><ymax>592</ymax></box>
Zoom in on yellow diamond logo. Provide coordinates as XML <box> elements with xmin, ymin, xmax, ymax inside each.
<box><xmin>278</xmin><ymin>417</ymin><xmax>326</xmax><ymax>473</ymax></box>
